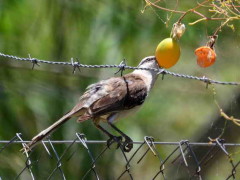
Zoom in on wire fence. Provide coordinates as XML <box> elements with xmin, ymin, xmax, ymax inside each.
<box><xmin>1</xmin><ymin>133</ymin><xmax>240</xmax><ymax>179</ymax></box>
<box><xmin>1</xmin><ymin>52</ymin><xmax>240</xmax><ymax>179</ymax></box>
<box><xmin>0</xmin><ymin>52</ymin><xmax>240</xmax><ymax>86</ymax></box>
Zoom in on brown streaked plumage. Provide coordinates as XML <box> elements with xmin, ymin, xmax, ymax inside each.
<box><xmin>26</xmin><ymin>56</ymin><xmax>159</xmax><ymax>152</ymax></box>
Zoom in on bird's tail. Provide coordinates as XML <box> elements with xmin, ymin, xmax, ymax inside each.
<box><xmin>24</xmin><ymin>112</ymin><xmax>73</xmax><ymax>152</ymax></box>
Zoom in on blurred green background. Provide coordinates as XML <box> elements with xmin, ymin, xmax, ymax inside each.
<box><xmin>0</xmin><ymin>0</ymin><xmax>240</xmax><ymax>179</ymax></box>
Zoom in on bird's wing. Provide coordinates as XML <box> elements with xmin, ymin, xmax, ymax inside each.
<box><xmin>90</xmin><ymin>74</ymin><xmax>148</xmax><ymax>117</ymax></box>
<box><xmin>67</xmin><ymin>79</ymin><xmax>109</xmax><ymax>115</ymax></box>
<box><xmin>70</xmin><ymin>74</ymin><xmax>147</xmax><ymax>122</ymax></box>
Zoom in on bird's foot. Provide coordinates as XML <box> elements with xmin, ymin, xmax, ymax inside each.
<box><xmin>107</xmin><ymin>136</ymin><xmax>123</xmax><ymax>149</ymax></box>
<box><xmin>122</xmin><ymin>136</ymin><xmax>133</xmax><ymax>152</ymax></box>
<box><xmin>106</xmin><ymin>135</ymin><xmax>133</xmax><ymax>152</ymax></box>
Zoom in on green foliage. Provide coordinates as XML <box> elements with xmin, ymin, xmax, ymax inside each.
<box><xmin>0</xmin><ymin>0</ymin><xmax>240</xmax><ymax>179</ymax></box>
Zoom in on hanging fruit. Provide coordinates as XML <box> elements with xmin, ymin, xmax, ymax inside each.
<box><xmin>195</xmin><ymin>35</ymin><xmax>217</xmax><ymax>68</ymax></box>
<box><xmin>155</xmin><ymin>38</ymin><xmax>180</xmax><ymax>68</ymax></box>
<box><xmin>195</xmin><ymin>46</ymin><xmax>216</xmax><ymax>68</ymax></box>
<box><xmin>155</xmin><ymin>22</ymin><xmax>185</xmax><ymax>69</ymax></box>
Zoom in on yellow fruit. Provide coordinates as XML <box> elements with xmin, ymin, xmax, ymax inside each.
<box><xmin>155</xmin><ymin>38</ymin><xmax>181</xmax><ymax>68</ymax></box>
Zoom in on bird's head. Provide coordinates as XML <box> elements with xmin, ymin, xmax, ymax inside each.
<box><xmin>137</xmin><ymin>56</ymin><xmax>159</xmax><ymax>69</ymax></box>
<box><xmin>133</xmin><ymin>56</ymin><xmax>160</xmax><ymax>89</ymax></box>
<box><xmin>133</xmin><ymin>56</ymin><xmax>159</xmax><ymax>81</ymax></box>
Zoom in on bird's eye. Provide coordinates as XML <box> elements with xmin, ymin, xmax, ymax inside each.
<box><xmin>141</xmin><ymin>59</ymin><xmax>152</xmax><ymax>65</ymax></box>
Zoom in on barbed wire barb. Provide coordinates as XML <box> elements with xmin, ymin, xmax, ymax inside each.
<box><xmin>114</xmin><ymin>58</ymin><xmax>127</xmax><ymax>76</ymax></box>
<box><xmin>71</xmin><ymin>57</ymin><xmax>81</xmax><ymax>74</ymax></box>
<box><xmin>28</xmin><ymin>54</ymin><xmax>40</xmax><ymax>70</ymax></box>
<box><xmin>202</xmin><ymin>76</ymin><xmax>211</xmax><ymax>89</ymax></box>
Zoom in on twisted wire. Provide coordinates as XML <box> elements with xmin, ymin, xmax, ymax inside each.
<box><xmin>0</xmin><ymin>52</ymin><xmax>239</xmax><ymax>86</ymax></box>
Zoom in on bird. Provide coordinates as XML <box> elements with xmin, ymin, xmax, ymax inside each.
<box><xmin>25</xmin><ymin>56</ymin><xmax>160</xmax><ymax>152</ymax></box>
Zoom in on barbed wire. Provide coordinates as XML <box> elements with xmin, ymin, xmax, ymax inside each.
<box><xmin>0</xmin><ymin>52</ymin><xmax>239</xmax><ymax>86</ymax></box>
<box><xmin>1</xmin><ymin>133</ymin><xmax>240</xmax><ymax>179</ymax></box>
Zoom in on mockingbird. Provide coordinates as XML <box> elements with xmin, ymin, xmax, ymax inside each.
<box><xmin>26</xmin><ymin>56</ymin><xmax>160</xmax><ymax>152</ymax></box>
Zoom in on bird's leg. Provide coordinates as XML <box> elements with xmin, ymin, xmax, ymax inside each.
<box><xmin>108</xmin><ymin>122</ymin><xmax>133</xmax><ymax>152</ymax></box>
<box><xmin>94</xmin><ymin>123</ymin><xmax>122</xmax><ymax>149</ymax></box>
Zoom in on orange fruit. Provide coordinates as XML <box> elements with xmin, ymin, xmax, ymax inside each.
<box><xmin>195</xmin><ymin>46</ymin><xmax>216</xmax><ymax>68</ymax></box>
<box><xmin>155</xmin><ymin>38</ymin><xmax>180</xmax><ymax>68</ymax></box>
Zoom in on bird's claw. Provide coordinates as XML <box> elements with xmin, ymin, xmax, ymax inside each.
<box><xmin>106</xmin><ymin>135</ymin><xmax>133</xmax><ymax>152</ymax></box>
<box><xmin>122</xmin><ymin>136</ymin><xmax>133</xmax><ymax>152</ymax></box>
<box><xmin>107</xmin><ymin>136</ymin><xmax>123</xmax><ymax>149</ymax></box>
